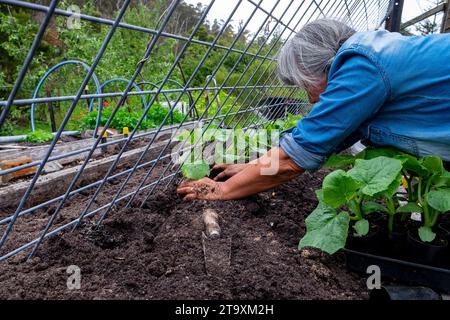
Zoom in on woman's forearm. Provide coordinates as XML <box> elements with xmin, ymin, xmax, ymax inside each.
<box><xmin>220</xmin><ymin>147</ymin><xmax>304</xmax><ymax>200</ymax></box>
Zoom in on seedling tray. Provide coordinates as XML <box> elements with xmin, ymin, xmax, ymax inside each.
<box><xmin>343</xmin><ymin>248</ymin><xmax>450</xmax><ymax>293</ymax></box>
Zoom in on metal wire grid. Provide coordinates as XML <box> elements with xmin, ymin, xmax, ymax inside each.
<box><xmin>0</xmin><ymin>0</ymin><xmax>392</xmax><ymax>261</ymax></box>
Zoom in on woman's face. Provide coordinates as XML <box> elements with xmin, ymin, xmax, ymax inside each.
<box><xmin>304</xmin><ymin>76</ymin><xmax>328</xmax><ymax>104</ymax></box>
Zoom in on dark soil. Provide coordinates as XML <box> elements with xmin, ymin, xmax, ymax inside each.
<box><xmin>0</xmin><ymin>170</ymin><xmax>368</xmax><ymax>300</ymax></box>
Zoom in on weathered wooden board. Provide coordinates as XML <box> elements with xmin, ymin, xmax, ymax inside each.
<box><xmin>0</xmin><ymin>157</ymin><xmax>37</xmax><ymax>184</ymax></box>
<box><xmin>0</xmin><ymin>139</ymin><xmax>175</xmax><ymax>210</ymax></box>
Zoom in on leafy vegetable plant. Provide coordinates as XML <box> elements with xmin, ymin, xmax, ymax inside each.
<box><xmin>176</xmin><ymin>113</ymin><xmax>304</xmax><ymax>181</ymax></box>
<box><xmin>314</xmin><ymin>147</ymin><xmax>450</xmax><ymax>251</ymax></box>
<box><xmin>79</xmin><ymin>103</ymin><xmax>184</xmax><ymax>131</ymax></box>
<box><xmin>300</xmin><ymin>156</ymin><xmax>404</xmax><ymax>254</ymax></box>
<box><xmin>26</xmin><ymin>130</ymin><xmax>54</xmax><ymax>143</ymax></box>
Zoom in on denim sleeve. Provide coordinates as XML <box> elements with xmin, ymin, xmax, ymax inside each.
<box><xmin>280</xmin><ymin>51</ymin><xmax>389</xmax><ymax>171</ymax></box>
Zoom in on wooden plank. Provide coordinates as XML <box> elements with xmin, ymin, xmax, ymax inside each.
<box><xmin>442</xmin><ymin>1</ymin><xmax>450</xmax><ymax>33</ymax></box>
<box><xmin>0</xmin><ymin>139</ymin><xmax>173</xmax><ymax>210</ymax></box>
<box><xmin>401</xmin><ymin>3</ymin><xmax>445</xmax><ymax>29</ymax></box>
<box><xmin>0</xmin><ymin>124</ymin><xmax>193</xmax><ymax>166</ymax></box>
<box><xmin>0</xmin><ymin>157</ymin><xmax>37</xmax><ymax>184</ymax></box>
<box><xmin>0</xmin><ymin>138</ymin><xmax>103</xmax><ymax>166</ymax></box>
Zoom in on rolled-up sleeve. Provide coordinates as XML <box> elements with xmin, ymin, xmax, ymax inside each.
<box><xmin>280</xmin><ymin>50</ymin><xmax>390</xmax><ymax>171</ymax></box>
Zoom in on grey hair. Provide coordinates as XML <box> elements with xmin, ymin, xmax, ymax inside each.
<box><xmin>277</xmin><ymin>18</ymin><xmax>356</xmax><ymax>89</ymax></box>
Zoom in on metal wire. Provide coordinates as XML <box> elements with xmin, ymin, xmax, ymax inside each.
<box><xmin>0</xmin><ymin>0</ymin><xmax>392</xmax><ymax>262</ymax></box>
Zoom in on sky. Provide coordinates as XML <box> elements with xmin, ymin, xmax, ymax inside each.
<box><xmin>184</xmin><ymin>0</ymin><xmax>442</xmax><ymax>35</ymax></box>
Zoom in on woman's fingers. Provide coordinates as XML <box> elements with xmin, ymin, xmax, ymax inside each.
<box><xmin>212</xmin><ymin>163</ymin><xmax>228</xmax><ymax>171</ymax></box>
<box><xmin>214</xmin><ymin>171</ymin><xmax>228</xmax><ymax>181</ymax></box>
<box><xmin>183</xmin><ymin>193</ymin><xmax>199</xmax><ymax>201</ymax></box>
<box><xmin>177</xmin><ymin>186</ymin><xmax>192</xmax><ymax>195</ymax></box>
<box><xmin>177</xmin><ymin>182</ymin><xmax>196</xmax><ymax>195</ymax></box>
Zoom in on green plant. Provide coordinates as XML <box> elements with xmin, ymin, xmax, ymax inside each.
<box><xmin>359</xmin><ymin>149</ymin><xmax>450</xmax><ymax>242</ymax></box>
<box><xmin>319</xmin><ymin>147</ymin><xmax>450</xmax><ymax>246</ymax></box>
<box><xmin>265</xmin><ymin>113</ymin><xmax>303</xmax><ymax>132</ymax></box>
<box><xmin>409</xmin><ymin>156</ymin><xmax>450</xmax><ymax>242</ymax></box>
<box><xmin>176</xmin><ymin>113</ymin><xmax>304</xmax><ymax>180</ymax></box>
<box><xmin>299</xmin><ymin>156</ymin><xmax>404</xmax><ymax>254</ymax></box>
<box><xmin>26</xmin><ymin>129</ymin><xmax>54</xmax><ymax>143</ymax></box>
<box><xmin>181</xmin><ymin>160</ymin><xmax>210</xmax><ymax>181</ymax></box>
<box><xmin>78</xmin><ymin>103</ymin><xmax>184</xmax><ymax>131</ymax></box>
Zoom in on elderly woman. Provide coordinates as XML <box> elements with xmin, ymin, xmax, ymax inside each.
<box><xmin>177</xmin><ymin>18</ymin><xmax>450</xmax><ymax>201</ymax></box>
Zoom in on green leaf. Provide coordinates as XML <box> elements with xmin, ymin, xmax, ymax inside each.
<box><xmin>421</xmin><ymin>156</ymin><xmax>444</xmax><ymax>176</ymax></box>
<box><xmin>315</xmin><ymin>189</ymin><xmax>325</xmax><ymax>204</ymax></box>
<box><xmin>322</xmin><ymin>170</ymin><xmax>360</xmax><ymax>208</ymax></box>
<box><xmin>324</xmin><ymin>154</ymin><xmax>356</xmax><ymax>169</ymax></box>
<box><xmin>362</xmin><ymin>202</ymin><xmax>389</xmax><ymax>214</ymax></box>
<box><xmin>181</xmin><ymin>161</ymin><xmax>210</xmax><ymax>181</ymax></box>
<box><xmin>401</xmin><ymin>154</ymin><xmax>429</xmax><ymax>177</ymax></box>
<box><xmin>349</xmin><ymin>157</ymin><xmax>403</xmax><ymax>196</ymax></box>
<box><xmin>397</xmin><ymin>202</ymin><xmax>423</xmax><ymax>214</ymax></box>
<box><xmin>419</xmin><ymin>226</ymin><xmax>436</xmax><ymax>243</ymax></box>
<box><xmin>26</xmin><ymin>130</ymin><xmax>54</xmax><ymax>143</ymax></box>
<box><xmin>432</xmin><ymin>171</ymin><xmax>450</xmax><ymax>188</ymax></box>
<box><xmin>353</xmin><ymin>219</ymin><xmax>369</xmax><ymax>236</ymax></box>
<box><xmin>426</xmin><ymin>189</ymin><xmax>450</xmax><ymax>213</ymax></box>
<box><xmin>359</xmin><ymin>147</ymin><xmax>403</xmax><ymax>160</ymax></box>
<box><xmin>375</xmin><ymin>173</ymin><xmax>402</xmax><ymax>198</ymax></box>
<box><xmin>299</xmin><ymin>205</ymin><xmax>350</xmax><ymax>255</ymax></box>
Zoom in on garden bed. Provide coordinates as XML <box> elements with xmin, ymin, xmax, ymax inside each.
<box><xmin>0</xmin><ymin>170</ymin><xmax>367</xmax><ymax>300</ymax></box>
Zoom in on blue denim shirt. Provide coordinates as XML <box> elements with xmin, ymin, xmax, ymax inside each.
<box><xmin>280</xmin><ymin>30</ymin><xmax>450</xmax><ymax>171</ymax></box>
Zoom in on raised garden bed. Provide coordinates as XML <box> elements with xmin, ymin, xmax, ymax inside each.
<box><xmin>0</xmin><ymin>170</ymin><xmax>368</xmax><ymax>300</ymax></box>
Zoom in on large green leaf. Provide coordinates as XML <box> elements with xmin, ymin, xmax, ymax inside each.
<box><xmin>401</xmin><ymin>154</ymin><xmax>429</xmax><ymax>177</ymax></box>
<box><xmin>315</xmin><ymin>189</ymin><xmax>325</xmax><ymax>203</ymax></box>
<box><xmin>426</xmin><ymin>189</ymin><xmax>450</xmax><ymax>213</ymax></box>
<box><xmin>432</xmin><ymin>171</ymin><xmax>450</xmax><ymax>188</ymax></box>
<box><xmin>359</xmin><ymin>147</ymin><xmax>403</xmax><ymax>160</ymax></box>
<box><xmin>324</xmin><ymin>154</ymin><xmax>356</xmax><ymax>170</ymax></box>
<box><xmin>299</xmin><ymin>204</ymin><xmax>350</xmax><ymax>255</ymax></box>
<box><xmin>374</xmin><ymin>173</ymin><xmax>402</xmax><ymax>198</ymax></box>
<box><xmin>421</xmin><ymin>156</ymin><xmax>444</xmax><ymax>176</ymax></box>
<box><xmin>322</xmin><ymin>170</ymin><xmax>360</xmax><ymax>208</ymax></box>
<box><xmin>181</xmin><ymin>161</ymin><xmax>210</xmax><ymax>180</ymax></box>
<box><xmin>349</xmin><ymin>157</ymin><xmax>403</xmax><ymax>196</ymax></box>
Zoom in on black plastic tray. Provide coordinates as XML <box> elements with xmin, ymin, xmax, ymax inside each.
<box><xmin>343</xmin><ymin>248</ymin><xmax>450</xmax><ymax>293</ymax></box>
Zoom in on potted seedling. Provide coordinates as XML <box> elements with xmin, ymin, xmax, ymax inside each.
<box><xmin>299</xmin><ymin>156</ymin><xmax>403</xmax><ymax>255</ymax></box>
<box><xmin>403</xmin><ymin>155</ymin><xmax>450</xmax><ymax>265</ymax></box>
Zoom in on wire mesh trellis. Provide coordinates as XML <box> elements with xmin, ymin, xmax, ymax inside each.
<box><xmin>0</xmin><ymin>0</ymin><xmax>392</xmax><ymax>262</ymax></box>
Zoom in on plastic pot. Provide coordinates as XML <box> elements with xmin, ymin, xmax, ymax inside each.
<box><xmin>439</xmin><ymin>222</ymin><xmax>450</xmax><ymax>241</ymax></box>
<box><xmin>406</xmin><ymin>230</ymin><xmax>448</xmax><ymax>266</ymax></box>
<box><xmin>370</xmin><ymin>286</ymin><xmax>441</xmax><ymax>301</ymax></box>
<box><xmin>385</xmin><ymin>230</ymin><xmax>407</xmax><ymax>258</ymax></box>
<box><xmin>438</xmin><ymin>223</ymin><xmax>450</xmax><ymax>266</ymax></box>
<box><xmin>347</xmin><ymin>225</ymin><xmax>381</xmax><ymax>254</ymax></box>
<box><xmin>367</xmin><ymin>212</ymin><xmax>387</xmax><ymax>231</ymax></box>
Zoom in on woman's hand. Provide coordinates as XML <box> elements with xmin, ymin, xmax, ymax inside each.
<box><xmin>212</xmin><ymin>163</ymin><xmax>248</xmax><ymax>181</ymax></box>
<box><xmin>177</xmin><ymin>178</ymin><xmax>228</xmax><ymax>201</ymax></box>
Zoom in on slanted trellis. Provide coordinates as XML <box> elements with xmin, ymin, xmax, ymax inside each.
<box><xmin>0</xmin><ymin>0</ymin><xmax>392</xmax><ymax>261</ymax></box>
